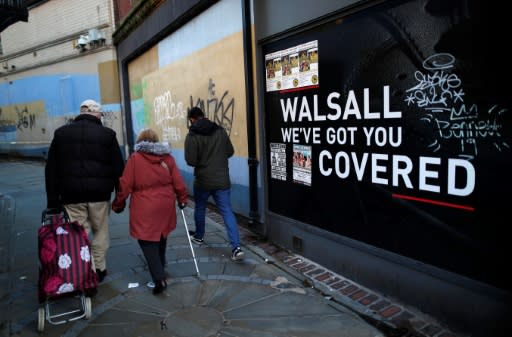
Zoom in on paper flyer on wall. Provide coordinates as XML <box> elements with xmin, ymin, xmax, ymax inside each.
<box><xmin>270</xmin><ymin>143</ymin><xmax>287</xmax><ymax>181</ymax></box>
<box><xmin>265</xmin><ymin>40</ymin><xmax>318</xmax><ymax>92</ymax></box>
<box><xmin>292</xmin><ymin>144</ymin><xmax>312</xmax><ymax>186</ymax></box>
<box><xmin>298</xmin><ymin>40</ymin><xmax>319</xmax><ymax>88</ymax></box>
<box><xmin>281</xmin><ymin>46</ymin><xmax>299</xmax><ymax>90</ymax></box>
<box><xmin>265</xmin><ymin>51</ymin><xmax>282</xmax><ymax>92</ymax></box>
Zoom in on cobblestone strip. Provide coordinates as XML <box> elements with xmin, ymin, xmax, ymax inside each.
<box><xmin>282</xmin><ymin>255</ymin><xmax>465</xmax><ymax>337</ymax></box>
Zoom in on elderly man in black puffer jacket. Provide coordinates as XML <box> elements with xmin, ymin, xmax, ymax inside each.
<box><xmin>45</xmin><ymin>99</ymin><xmax>124</xmax><ymax>282</ymax></box>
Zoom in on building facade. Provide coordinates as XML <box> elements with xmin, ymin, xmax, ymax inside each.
<box><xmin>114</xmin><ymin>1</ymin><xmax>511</xmax><ymax>336</ymax></box>
<box><xmin>0</xmin><ymin>0</ymin><xmax>124</xmax><ymax>157</ymax></box>
<box><xmin>1</xmin><ymin>0</ymin><xmax>510</xmax><ymax>335</ymax></box>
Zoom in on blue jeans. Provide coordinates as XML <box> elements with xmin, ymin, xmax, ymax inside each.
<box><xmin>193</xmin><ymin>186</ymin><xmax>240</xmax><ymax>249</ymax></box>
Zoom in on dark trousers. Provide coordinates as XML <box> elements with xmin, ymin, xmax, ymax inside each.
<box><xmin>138</xmin><ymin>236</ymin><xmax>167</xmax><ymax>282</ymax></box>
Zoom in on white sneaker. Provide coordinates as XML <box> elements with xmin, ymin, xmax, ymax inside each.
<box><xmin>146</xmin><ymin>281</ymin><xmax>155</xmax><ymax>289</ymax></box>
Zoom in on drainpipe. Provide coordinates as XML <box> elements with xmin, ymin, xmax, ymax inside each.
<box><xmin>120</xmin><ymin>61</ymin><xmax>134</xmax><ymax>157</ymax></box>
<box><xmin>241</xmin><ymin>0</ymin><xmax>259</xmax><ymax>225</ymax></box>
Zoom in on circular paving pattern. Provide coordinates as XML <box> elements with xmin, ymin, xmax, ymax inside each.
<box><xmin>68</xmin><ymin>277</ymin><xmax>377</xmax><ymax>337</ymax></box>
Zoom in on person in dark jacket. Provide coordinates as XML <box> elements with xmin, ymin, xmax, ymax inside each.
<box><xmin>112</xmin><ymin>128</ymin><xmax>188</xmax><ymax>294</ymax></box>
<box><xmin>45</xmin><ymin>99</ymin><xmax>125</xmax><ymax>282</ymax></box>
<box><xmin>184</xmin><ymin>107</ymin><xmax>244</xmax><ymax>261</ymax></box>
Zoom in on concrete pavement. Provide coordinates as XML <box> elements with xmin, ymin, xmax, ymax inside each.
<box><xmin>0</xmin><ymin>157</ymin><xmax>461</xmax><ymax>337</ymax></box>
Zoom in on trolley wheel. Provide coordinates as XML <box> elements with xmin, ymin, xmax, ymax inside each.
<box><xmin>84</xmin><ymin>297</ymin><xmax>92</xmax><ymax>319</ymax></box>
<box><xmin>37</xmin><ymin>307</ymin><xmax>45</xmax><ymax>332</ymax></box>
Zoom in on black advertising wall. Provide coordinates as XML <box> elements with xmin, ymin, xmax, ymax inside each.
<box><xmin>263</xmin><ymin>0</ymin><xmax>511</xmax><ymax>291</ymax></box>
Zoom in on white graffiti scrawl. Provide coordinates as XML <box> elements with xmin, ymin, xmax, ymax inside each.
<box><xmin>405</xmin><ymin>53</ymin><xmax>508</xmax><ymax>160</ymax></box>
<box><xmin>189</xmin><ymin>79</ymin><xmax>235</xmax><ymax>136</ymax></box>
<box><xmin>153</xmin><ymin>90</ymin><xmax>186</xmax><ymax>143</ymax></box>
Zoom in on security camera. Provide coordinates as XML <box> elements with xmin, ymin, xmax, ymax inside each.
<box><xmin>76</xmin><ymin>35</ymin><xmax>89</xmax><ymax>52</ymax></box>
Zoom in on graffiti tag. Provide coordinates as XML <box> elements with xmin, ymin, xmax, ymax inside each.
<box><xmin>153</xmin><ymin>90</ymin><xmax>185</xmax><ymax>143</ymax></box>
<box><xmin>15</xmin><ymin>106</ymin><xmax>36</xmax><ymax>131</ymax></box>
<box><xmin>405</xmin><ymin>53</ymin><xmax>508</xmax><ymax>159</ymax></box>
<box><xmin>189</xmin><ymin>79</ymin><xmax>235</xmax><ymax>136</ymax></box>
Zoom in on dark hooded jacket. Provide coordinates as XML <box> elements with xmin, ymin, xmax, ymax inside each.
<box><xmin>184</xmin><ymin>118</ymin><xmax>234</xmax><ymax>190</ymax></box>
<box><xmin>45</xmin><ymin>113</ymin><xmax>125</xmax><ymax>207</ymax></box>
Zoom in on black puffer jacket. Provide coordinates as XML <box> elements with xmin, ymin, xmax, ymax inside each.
<box><xmin>184</xmin><ymin>118</ymin><xmax>234</xmax><ymax>190</ymax></box>
<box><xmin>45</xmin><ymin>114</ymin><xmax>125</xmax><ymax>207</ymax></box>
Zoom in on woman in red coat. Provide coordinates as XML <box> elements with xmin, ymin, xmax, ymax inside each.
<box><xmin>112</xmin><ymin>129</ymin><xmax>188</xmax><ymax>294</ymax></box>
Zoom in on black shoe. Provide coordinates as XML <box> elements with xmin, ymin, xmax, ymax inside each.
<box><xmin>96</xmin><ymin>269</ymin><xmax>107</xmax><ymax>283</ymax></box>
<box><xmin>153</xmin><ymin>279</ymin><xmax>167</xmax><ymax>295</ymax></box>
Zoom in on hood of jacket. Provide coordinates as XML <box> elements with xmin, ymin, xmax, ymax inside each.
<box><xmin>74</xmin><ymin>113</ymin><xmax>102</xmax><ymax>125</ymax></box>
<box><xmin>134</xmin><ymin>141</ymin><xmax>171</xmax><ymax>163</ymax></box>
<box><xmin>189</xmin><ymin>118</ymin><xmax>219</xmax><ymax>136</ymax></box>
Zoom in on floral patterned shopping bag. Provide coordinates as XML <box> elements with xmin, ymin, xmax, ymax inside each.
<box><xmin>38</xmin><ymin>212</ymin><xmax>98</xmax><ymax>301</ymax></box>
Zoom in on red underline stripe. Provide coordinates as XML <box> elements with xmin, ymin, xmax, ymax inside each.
<box><xmin>392</xmin><ymin>193</ymin><xmax>475</xmax><ymax>212</ymax></box>
<box><xmin>279</xmin><ymin>84</ymin><xmax>319</xmax><ymax>94</ymax></box>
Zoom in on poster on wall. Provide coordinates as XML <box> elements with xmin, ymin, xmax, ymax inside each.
<box><xmin>293</xmin><ymin>144</ymin><xmax>312</xmax><ymax>186</ymax></box>
<box><xmin>270</xmin><ymin>142</ymin><xmax>287</xmax><ymax>181</ymax></box>
<box><xmin>265</xmin><ymin>51</ymin><xmax>282</xmax><ymax>92</ymax></box>
<box><xmin>298</xmin><ymin>40</ymin><xmax>319</xmax><ymax>88</ymax></box>
<box><xmin>281</xmin><ymin>46</ymin><xmax>299</xmax><ymax>90</ymax></box>
<box><xmin>265</xmin><ymin>40</ymin><xmax>319</xmax><ymax>92</ymax></box>
<box><xmin>263</xmin><ymin>0</ymin><xmax>511</xmax><ymax>290</ymax></box>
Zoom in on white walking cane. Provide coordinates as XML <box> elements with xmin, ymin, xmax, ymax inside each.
<box><xmin>180</xmin><ymin>208</ymin><xmax>200</xmax><ymax>276</ymax></box>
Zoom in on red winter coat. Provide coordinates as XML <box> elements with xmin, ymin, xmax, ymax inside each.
<box><xmin>113</xmin><ymin>147</ymin><xmax>188</xmax><ymax>241</ymax></box>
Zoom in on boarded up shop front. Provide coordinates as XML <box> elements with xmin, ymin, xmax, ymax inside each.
<box><xmin>261</xmin><ymin>0</ymin><xmax>511</xmax><ymax>333</ymax></box>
